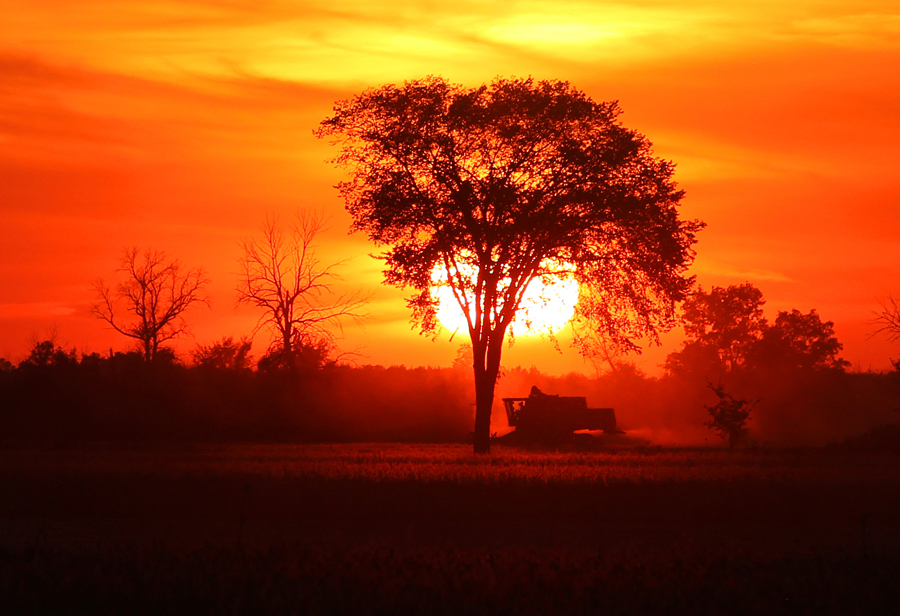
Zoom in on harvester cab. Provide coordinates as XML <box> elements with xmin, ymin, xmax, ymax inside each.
<box><xmin>500</xmin><ymin>386</ymin><xmax>620</xmax><ymax>443</ymax></box>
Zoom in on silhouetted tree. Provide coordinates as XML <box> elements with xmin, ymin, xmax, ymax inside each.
<box><xmin>256</xmin><ymin>331</ymin><xmax>338</xmax><ymax>373</ymax></box>
<box><xmin>750</xmin><ymin>309</ymin><xmax>848</xmax><ymax>371</ymax></box>
<box><xmin>704</xmin><ymin>381</ymin><xmax>757</xmax><ymax>448</ymax></box>
<box><xmin>664</xmin><ymin>340</ymin><xmax>726</xmax><ymax>380</ymax></box>
<box><xmin>874</xmin><ymin>296</ymin><xmax>900</xmax><ymax>343</ymax></box>
<box><xmin>192</xmin><ymin>337</ymin><xmax>253</xmax><ymax>371</ymax></box>
<box><xmin>236</xmin><ymin>212</ymin><xmax>368</xmax><ymax>372</ymax></box>
<box><xmin>665</xmin><ymin>283</ymin><xmax>767</xmax><ymax>377</ymax></box>
<box><xmin>666</xmin><ymin>284</ymin><xmax>847</xmax><ymax>377</ymax></box>
<box><xmin>587</xmin><ymin>335</ymin><xmax>631</xmax><ymax>376</ymax></box>
<box><xmin>92</xmin><ymin>248</ymin><xmax>209</xmax><ymax>361</ymax></box>
<box><xmin>19</xmin><ymin>339</ymin><xmax>77</xmax><ymax>369</ymax></box>
<box><xmin>452</xmin><ymin>343</ymin><xmax>474</xmax><ymax>371</ymax></box>
<box><xmin>319</xmin><ymin>76</ymin><xmax>703</xmax><ymax>452</ymax></box>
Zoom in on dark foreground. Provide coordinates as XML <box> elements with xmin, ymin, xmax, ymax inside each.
<box><xmin>2</xmin><ymin>443</ymin><xmax>900</xmax><ymax>614</ymax></box>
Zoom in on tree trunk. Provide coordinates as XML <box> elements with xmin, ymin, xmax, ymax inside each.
<box><xmin>472</xmin><ymin>335</ymin><xmax>503</xmax><ymax>454</ymax></box>
<box><xmin>472</xmin><ymin>373</ymin><xmax>494</xmax><ymax>454</ymax></box>
<box><xmin>282</xmin><ymin>327</ymin><xmax>294</xmax><ymax>371</ymax></box>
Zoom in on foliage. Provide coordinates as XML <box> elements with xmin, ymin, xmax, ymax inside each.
<box><xmin>452</xmin><ymin>343</ymin><xmax>474</xmax><ymax>371</ymax></box>
<box><xmin>319</xmin><ymin>76</ymin><xmax>703</xmax><ymax>452</ymax></box>
<box><xmin>19</xmin><ymin>339</ymin><xmax>77</xmax><ymax>369</ymax></box>
<box><xmin>666</xmin><ymin>284</ymin><xmax>848</xmax><ymax>377</ymax></box>
<box><xmin>256</xmin><ymin>332</ymin><xmax>335</xmax><ymax>373</ymax></box>
<box><xmin>662</xmin><ymin>340</ymin><xmax>725</xmax><ymax>380</ymax></box>
<box><xmin>0</xmin><ymin>351</ymin><xmax>473</xmax><ymax>443</ymax></box>
<box><xmin>236</xmin><ymin>212</ymin><xmax>368</xmax><ymax>372</ymax></box>
<box><xmin>0</xmin><ymin>348</ymin><xmax>897</xmax><ymax>446</ymax></box>
<box><xmin>192</xmin><ymin>337</ymin><xmax>253</xmax><ymax>371</ymax></box>
<box><xmin>92</xmin><ymin>248</ymin><xmax>209</xmax><ymax>361</ymax></box>
<box><xmin>677</xmin><ymin>283</ymin><xmax>766</xmax><ymax>373</ymax></box>
<box><xmin>750</xmin><ymin>309</ymin><xmax>849</xmax><ymax>371</ymax></box>
<box><xmin>704</xmin><ymin>382</ymin><xmax>757</xmax><ymax>448</ymax></box>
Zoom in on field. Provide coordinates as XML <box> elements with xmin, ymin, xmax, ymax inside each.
<box><xmin>2</xmin><ymin>442</ymin><xmax>900</xmax><ymax>614</ymax></box>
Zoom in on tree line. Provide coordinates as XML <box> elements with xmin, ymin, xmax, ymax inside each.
<box><xmin>0</xmin><ymin>344</ymin><xmax>475</xmax><ymax>444</ymax></box>
<box><xmin>2</xmin><ymin>280</ymin><xmax>898</xmax><ymax>447</ymax></box>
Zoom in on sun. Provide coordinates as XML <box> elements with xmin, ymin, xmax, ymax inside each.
<box><xmin>431</xmin><ymin>260</ymin><xmax>579</xmax><ymax>337</ymax></box>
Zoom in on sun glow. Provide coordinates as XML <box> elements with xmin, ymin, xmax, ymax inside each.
<box><xmin>431</xmin><ymin>259</ymin><xmax>579</xmax><ymax>337</ymax></box>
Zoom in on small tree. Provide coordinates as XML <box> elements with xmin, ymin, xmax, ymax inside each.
<box><xmin>587</xmin><ymin>335</ymin><xmax>631</xmax><ymax>376</ymax></box>
<box><xmin>452</xmin><ymin>343</ymin><xmax>474</xmax><ymax>371</ymax></box>
<box><xmin>236</xmin><ymin>212</ymin><xmax>368</xmax><ymax>371</ymax></box>
<box><xmin>704</xmin><ymin>382</ymin><xmax>757</xmax><ymax>448</ymax></box>
<box><xmin>192</xmin><ymin>337</ymin><xmax>253</xmax><ymax>371</ymax></box>
<box><xmin>19</xmin><ymin>339</ymin><xmax>77</xmax><ymax>369</ymax></box>
<box><xmin>319</xmin><ymin>76</ymin><xmax>702</xmax><ymax>453</ymax></box>
<box><xmin>92</xmin><ymin>248</ymin><xmax>209</xmax><ymax>361</ymax></box>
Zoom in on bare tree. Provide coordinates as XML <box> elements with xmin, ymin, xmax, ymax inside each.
<box><xmin>586</xmin><ymin>335</ymin><xmax>630</xmax><ymax>376</ymax></box>
<box><xmin>92</xmin><ymin>248</ymin><xmax>209</xmax><ymax>361</ymax></box>
<box><xmin>236</xmin><ymin>212</ymin><xmax>368</xmax><ymax>370</ymax></box>
<box><xmin>874</xmin><ymin>296</ymin><xmax>900</xmax><ymax>343</ymax></box>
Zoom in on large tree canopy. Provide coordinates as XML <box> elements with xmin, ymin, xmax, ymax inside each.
<box><xmin>319</xmin><ymin>76</ymin><xmax>703</xmax><ymax>452</ymax></box>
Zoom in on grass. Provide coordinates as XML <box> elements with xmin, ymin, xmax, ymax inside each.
<box><xmin>2</xmin><ymin>442</ymin><xmax>900</xmax><ymax>614</ymax></box>
<box><xmin>5</xmin><ymin>442</ymin><xmax>896</xmax><ymax>483</ymax></box>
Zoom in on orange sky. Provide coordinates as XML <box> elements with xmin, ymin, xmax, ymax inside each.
<box><xmin>1</xmin><ymin>0</ymin><xmax>899</xmax><ymax>374</ymax></box>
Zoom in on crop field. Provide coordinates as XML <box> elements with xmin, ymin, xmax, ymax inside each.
<box><xmin>2</xmin><ymin>443</ymin><xmax>900</xmax><ymax>614</ymax></box>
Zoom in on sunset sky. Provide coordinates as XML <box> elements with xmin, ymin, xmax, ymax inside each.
<box><xmin>2</xmin><ymin>0</ymin><xmax>899</xmax><ymax>374</ymax></box>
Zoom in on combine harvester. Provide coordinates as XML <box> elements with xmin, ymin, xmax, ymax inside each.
<box><xmin>498</xmin><ymin>386</ymin><xmax>622</xmax><ymax>445</ymax></box>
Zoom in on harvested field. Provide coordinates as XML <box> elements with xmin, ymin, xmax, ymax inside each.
<box><xmin>2</xmin><ymin>443</ymin><xmax>899</xmax><ymax>614</ymax></box>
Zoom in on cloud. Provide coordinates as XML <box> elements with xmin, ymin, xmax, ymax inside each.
<box><xmin>789</xmin><ymin>12</ymin><xmax>900</xmax><ymax>48</ymax></box>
